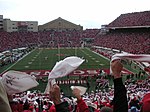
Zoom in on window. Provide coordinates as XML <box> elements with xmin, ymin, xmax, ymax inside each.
<box><xmin>59</xmin><ymin>22</ymin><xmax>61</xmax><ymax>26</ymax></box>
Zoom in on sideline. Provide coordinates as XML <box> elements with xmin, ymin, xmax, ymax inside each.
<box><xmin>86</xmin><ymin>47</ymin><xmax>110</xmax><ymax>61</ymax></box>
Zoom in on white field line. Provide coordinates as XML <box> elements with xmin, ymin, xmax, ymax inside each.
<box><xmin>24</xmin><ymin>48</ymin><xmax>43</xmax><ymax>68</ymax></box>
<box><xmin>85</xmin><ymin>48</ymin><xmax>110</xmax><ymax>61</ymax></box>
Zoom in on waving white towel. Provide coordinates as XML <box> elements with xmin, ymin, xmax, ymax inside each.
<box><xmin>48</xmin><ymin>56</ymin><xmax>85</xmax><ymax>80</ymax></box>
<box><xmin>110</xmin><ymin>53</ymin><xmax>150</xmax><ymax>74</ymax></box>
<box><xmin>111</xmin><ymin>53</ymin><xmax>150</xmax><ymax>62</ymax></box>
<box><xmin>45</xmin><ymin>56</ymin><xmax>85</xmax><ymax>93</ymax></box>
<box><xmin>2</xmin><ymin>70</ymin><xmax>39</xmax><ymax>95</ymax></box>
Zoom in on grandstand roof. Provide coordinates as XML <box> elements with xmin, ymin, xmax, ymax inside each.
<box><xmin>108</xmin><ymin>11</ymin><xmax>150</xmax><ymax>28</ymax></box>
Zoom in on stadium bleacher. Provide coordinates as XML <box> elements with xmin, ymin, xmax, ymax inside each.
<box><xmin>94</xmin><ymin>28</ymin><xmax>150</xmax><ymax>54</ymax></box>
<box><xmin>108</xmin><ymin>11</ymin><xmax>150</xmax><ymax>27</ymax></box>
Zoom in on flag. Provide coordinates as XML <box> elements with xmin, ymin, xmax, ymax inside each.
<box><xmin>1</xmin><ymin>70</ymin><xmax>39</xmax><ymax>95</ymax></box>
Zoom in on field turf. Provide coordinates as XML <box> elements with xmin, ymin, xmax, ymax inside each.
<box><xmin>4</xmin><ymin>48</ymin><xmax>110</xmax><ymax>71</ymax></box>
<box><xmin>0</xmin><ymin>47</ymin><xmax>142</xmax><ymax>94</ymax></box>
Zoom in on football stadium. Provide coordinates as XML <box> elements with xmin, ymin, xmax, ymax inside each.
<box><xmin>0</xmin><ymin>10</ymin><xmax>150</xmax><ymax>112</ymax></box>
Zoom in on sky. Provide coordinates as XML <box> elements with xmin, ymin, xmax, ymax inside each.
<box><xmin>1</xmin><ymin>0</ymin><xmax>150</xmax><ymax>29</ymax></box>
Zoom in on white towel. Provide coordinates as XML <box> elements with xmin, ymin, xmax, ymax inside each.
<box><xmin>110</xmin><ymin>53</ymin><xmax>150</xmax><ymax>74</ymax></box>
<box><xmin>2</xmin><ymin>70</ymin><xmax>39</xmax><ymax>95</ymax></box>
<box><xmin>111</xmin><ymin>53</ymin><xmax>150</xmax><ymax>62</ymax></box>
<box><xmin>45</xmin><ymin>56</ymin><xmax>85</xmax><ymax>93</ymax></box>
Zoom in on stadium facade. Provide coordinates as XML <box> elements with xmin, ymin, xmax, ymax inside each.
<box><xmin>38</xmin><ymin>17</ymin><xmax>83</xmax><ymax>31</ymax></box>
<box><xmin>3</xmin><ymin>18</ymin><xmax>38</xmax><ymax>32</ymax></box>
<box><xmin>0</xmin><ymin>15</ymin><xmax>3</xmax><ymax>31</ymax></box>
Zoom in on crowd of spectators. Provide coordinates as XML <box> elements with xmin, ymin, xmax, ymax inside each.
<box><xmin>1</xmin><ymin>27</ymin><xmax>150</xmax><ymax>55</ymax></box>
<box><xmin>0</xmin><ymin>29</ymin><xmax>99</xmax><ymax>52</ymax></box>
<box><xmin>6</xmin><ymin>71</ymin><xmax>150</xmax><ymax>112</ymax></box>
<box><xmin>82</xmin><ymin>29</ymin><xmax>100</xmax><ymax>38</ymax></box>
<box><xmin>108</xmin><ymin>11</ymin><xmax>150</xmax><ymax>27</ymax></box>
<box><xmin>95</xmin><ymin>29</ymin><xmax>150</xmax><ymax>54</ymax></box>
<box><xmin>0</xmin><ymin>26</ymin><xmax>150</xmax><ymax>54</ymax></box>
<box><xmin>1</xmin><ymin>11</ymin><xmax>150</xmax><ymax>54</ymax></box>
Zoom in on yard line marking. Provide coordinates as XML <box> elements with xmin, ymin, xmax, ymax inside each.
<box><xmin>28</xmin><ymin>62</ymin><xmax>32</xmax><ymax>64</ymax></box>
<box><xmin>90</xmin><ymin>50</ymin><xmax>110</xmax><ymax>61</ymax></box>
<box><xmin>31</xmin><ymin>59</ymin><xmax>35</xmax><ymax>61</ymax></box>
<box><xmin>25</xmin><ymin>66</ymin><xmax>29</xmax><ymax>68</ymax></box>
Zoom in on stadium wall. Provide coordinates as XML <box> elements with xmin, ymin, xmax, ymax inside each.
<box><xmin>0</xmin><ymin>15</ymin><xmax>3</xmax><ymax>30</ymax></box>
<box><xmin>3</xmin><ymin>19</ymin><xmax>38</xmax><ymax>32</ymax></box>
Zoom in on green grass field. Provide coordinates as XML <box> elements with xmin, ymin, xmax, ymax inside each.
<box><xmin>0</xmin><ymin>48</ymin><xmax>110</xmax><ymax>72</ymax></box>
<box><xmin>0</xmin><ymin>47</ymin><xmax>142</xmax><ymax>94</ymax></box>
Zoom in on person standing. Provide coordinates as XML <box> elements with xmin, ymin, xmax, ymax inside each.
<box><xmin>111</xmin><ymin>60</ymin><xmax>128</xmax><ymax>112</ymax></box>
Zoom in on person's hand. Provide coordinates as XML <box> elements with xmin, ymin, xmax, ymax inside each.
<box><xmin>49</xmin><ymin>84</ymin><xmax>61</xmax><ymax>105</ymax></box>
<box><xmin>72</xmin><ymin>88</ymin><xmax>81</xmax><ymax>100</ymax></box>
<box><xmin>111</xmin><ymin>60</ymin><xmax>123</xmax><ymax>79</ymax></box>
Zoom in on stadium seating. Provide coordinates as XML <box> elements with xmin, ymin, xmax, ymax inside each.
<box><xmin>108</xmin><ymin>11</ymin><xmax>150</xmax><ymax>27</ymax></box>
<box><xmin>94</xmin><ymin>29</ymin><xmax>150</xmax><ymax>54</ymax></box>
<box><xmin>0</xmin><ymin>29</ymin><xmax>100</xmax><ymax>51</ymax></box>
<box><xmin>1</xmin><ymin>27</ymin><xmax>150</xmax><ymax>54</ymax></box>
<box><xmin>0</xmin><ymin>11</ymin><xmax>150</xmax><ymax>54</ymax></box>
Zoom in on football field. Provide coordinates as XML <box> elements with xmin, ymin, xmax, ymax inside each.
<box><xmin>0</xmin><ymin>47</ymin><xmax>139</xmax><ymax>93</ymax></box>
<box><xmin>4</xmin><ymin>48</ymin><xmax>110</xmax><ymax>72</ymax></box>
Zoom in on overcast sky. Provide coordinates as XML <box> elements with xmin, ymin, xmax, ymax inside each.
<box><xmin>1</xmin><ymin>0</ymin><xmax>150</xmax><ymax>29</ymax></box>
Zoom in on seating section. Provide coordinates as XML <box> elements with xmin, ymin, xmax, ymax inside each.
<box><xmin>0</xmin><ymin>27</ymin><xmax>150</xmax><ymax>54</ymax></box>
<box><xmin>0</xmin><ymin>29</ymin><xmax>99</xmax><ymax>51</ymax></box>
<box><xmin>94</xmin><ymin>29</ymin><xmax>150</xmax><ymax>54</ymax></box>
<box><xmin>1</xmin><ymin>11</ymin><xmax>150</xmax><ymax>54</ymax></box>
<box><xmin>108</xmin><ymin>11</ymin><xmax>150</xmax><ymax>27</ymax></box>
<box><xmin>82</xmin><ymin>29</ymin><xmax>100</xmax><ymax>38</ymax></box>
